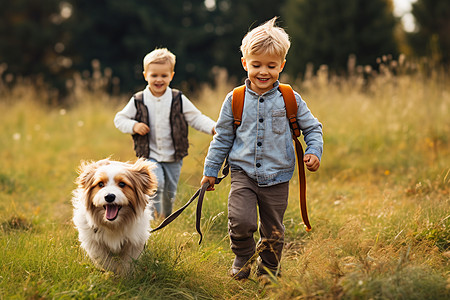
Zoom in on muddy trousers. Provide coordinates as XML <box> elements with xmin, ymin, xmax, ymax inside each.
<box><xmin>228</xmin><ymin>170</ymin><xmax>289</xmax><ymax>272</ymax></box>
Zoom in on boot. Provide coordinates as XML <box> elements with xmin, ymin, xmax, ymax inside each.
<box><xmin>229</xmin><ymin>255</ymin><xmax>253</xmax><ymax>280</ymax></box>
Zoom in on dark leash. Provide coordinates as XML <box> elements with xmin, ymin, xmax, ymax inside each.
<box><xmin>150</xmin><ymin>159</ymin><xmax>230</xmax><ymax>244</ymax></box>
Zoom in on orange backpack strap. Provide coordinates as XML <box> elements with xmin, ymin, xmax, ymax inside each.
<box><xmin>293</xmin><ymin>133</ymin><xmax>311</xmax><ymax>231</ymax></box>
<box><xmin>279</xmin><ymin>83</ymin><xmax>311</xmax><ymax>231</ymax></box>
<box><xmin>279</xmin><ymin>84</ymin><xmax>301</xmax><ymax>138</ymax></box>
<box><xmin>232</xmin><ymin>85</ymin><xmax>246</xmax><ymax>131</ymax></box>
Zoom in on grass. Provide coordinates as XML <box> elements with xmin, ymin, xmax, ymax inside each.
<box><xmin>0</xmin><ymin>60</ymin><xmax>449</xmax><ymax>299</ymax></box>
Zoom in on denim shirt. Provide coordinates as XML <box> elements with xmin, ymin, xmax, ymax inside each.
<box><xmin>204</xmin><ymin>80</ymin><xmax>323</xmax><ymax>187</ymax></box>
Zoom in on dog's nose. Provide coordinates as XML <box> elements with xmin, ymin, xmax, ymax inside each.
<box><xmin>105</xmin><ymin>194</ymin><xmax>116</xmax><ymax>203</ymax></box>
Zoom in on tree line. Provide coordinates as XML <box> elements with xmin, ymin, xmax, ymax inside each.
<box><xmin>0</xmin><ymin>0</ymin><xmax>449</xmax><ymax>98</ymax></box>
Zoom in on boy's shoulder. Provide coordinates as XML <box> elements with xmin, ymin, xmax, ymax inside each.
<box><xmin>133</xmin><ymin>90</ymin><xmax>144</xmax><ymax>102</ymax></box>
<box><xmin>230</xmin><ymin>83</ymin><xmax>298</xmax><ymax>104</ymax></box>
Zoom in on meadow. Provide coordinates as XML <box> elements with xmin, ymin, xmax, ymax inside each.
<box><xmin>0</xmin><ymin>59</ymin><xmax>449</xmax><ymax>299</ymax></box>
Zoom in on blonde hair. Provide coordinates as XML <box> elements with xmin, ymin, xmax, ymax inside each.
<box><xmin>143</xmin><ymin>48</ymin><xmax>176</xmax><ymax>73</ymax></box>
<box><xmin>240</xmin><ymin>17</ymin><xmax>290</xmax><ymax>60</ymax></box>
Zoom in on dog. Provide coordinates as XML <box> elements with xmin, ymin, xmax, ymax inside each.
<box><xmin>72</xmin><ymin>158</ymin><xmax>157</xmax><ymax>275</ymax></box>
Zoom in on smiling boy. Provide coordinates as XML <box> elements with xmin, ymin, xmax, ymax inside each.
<box><xmin>115</xmin><ymin>48</ymin><xmax>215</xmax><ymax>218</ymax></box>
<box><xmin>201</xmin><ymin>18</ymin><xmax>323</xmax><ymax>280</ymax></box>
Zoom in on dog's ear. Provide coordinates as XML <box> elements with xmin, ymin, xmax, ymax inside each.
<box><xmin>131</xmin><ymin>158</ymin><xmax>157</xmax><ymax>195</ymax></box>
<box><xmin>76</xmin><ymin>161</ymin><xmax>97</xmax><ymax>189</ymax></box>
<box><xmin>76</xmin><ymin>159</ymin><xmax>110</xmax><ymax>188</ymax></box>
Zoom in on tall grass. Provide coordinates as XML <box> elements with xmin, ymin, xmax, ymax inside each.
<box><xmin>0</xmin><ymin>59</ymin><xmax>449</xmax><ymax>299</ymax></box>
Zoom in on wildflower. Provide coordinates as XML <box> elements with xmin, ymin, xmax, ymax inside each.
<box><xmin>384</xmin><ymin>170</ymin><xmax>390</xmax><ymax>176</ymax></box>
<box><xmin>33</xmin><ymin>206</ymin><xmax>41</xmax><ymax>216</ymax></box>
<box><xmin>12</xmin><ymin>133</ymin><xmax>21</xmax><ymax>141</ymax></box>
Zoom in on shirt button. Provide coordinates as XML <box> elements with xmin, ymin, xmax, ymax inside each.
<box><xmin>257</xmin><ymin>142</ymin><xmax>262</xmax><ymax>146</ymax></box>
<box><xmin>259</xmin><ymin>118</ymin><xmax>264</xmax><ymax>123</ymax></box>
<box><xmin>256</xmin><ymin>163</ymin><xmax>261</xmax><ymax>168</ymax></box>
<box><xmin>259</xmin><ymin>98</ymin><xmax>264</xmax><ymax>103</ymax></box>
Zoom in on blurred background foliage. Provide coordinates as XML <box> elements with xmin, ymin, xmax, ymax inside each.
<box><xmin>0</xmin><ymin>0</ymin><xmax>449</xmax><ymax>100</ymax></box>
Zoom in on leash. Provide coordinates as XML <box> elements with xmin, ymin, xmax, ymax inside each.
<box><xmin>151</xmin><ymin>123</ymin><xmax>312</xmax><ymax>242</ymax></box>
<box><xmin>150</xmin><ymin>159</ymin><xmax>230</xmax><ymax>244</ymax></box>
<box><xmin>150</xmin><ymin>139</ymin><xmax>311</xmax><ymax>242</ymax></box>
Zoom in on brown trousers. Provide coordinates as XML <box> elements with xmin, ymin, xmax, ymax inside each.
<box><xmin>228</xmin><ymin>170</ymin><xmax>289</xmax><ymax>271</ymax></box>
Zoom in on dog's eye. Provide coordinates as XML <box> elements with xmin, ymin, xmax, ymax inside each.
<box><xmin>118</xmin><ymin>182</ymin><xmax>126</xmax><ymax>188</ymax></box>
<box><xmin>98</xmin><ymin>182</ymin><xmax>104</xmax><ymax>188</ymax></box>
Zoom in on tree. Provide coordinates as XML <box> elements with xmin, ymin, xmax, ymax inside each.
<box><xmin>1</xmin><ymin>0</ymin><xmax>288</xmax><ymax>95</ymax></box>
<box><xmin>283</xmin><ymin>0</ymin><xmax>399</xmax><ymax>77</ymax></box>
<box><xmin>0</xmin><ymin>0</ymin><xmax>71</xmax><ymax>91</ymax></box>
<box><xmin>65</xmin><ymin>0</ymin><xmax>287</xmax><ymax>92</ymax></box>
<box><xmin>409</xmin><ymin>0</ymin><xmax>450</xmax><ymax>65</ymax></box>
<box><xmin>65</xmin><ymin>0</ymin><xmax>217</xmax><ymax>92</ymax></box>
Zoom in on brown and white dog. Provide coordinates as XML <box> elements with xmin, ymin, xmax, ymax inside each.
<box><xmin>72</xmin><ymin>158</ymin><xmax>157</xmax><ymax>275</ymax></box>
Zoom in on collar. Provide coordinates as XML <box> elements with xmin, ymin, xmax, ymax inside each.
<box><xmin>144</xmin><ymin>86</ymin><xmax>172</xmax><ymax>101</ymax></box>
<box><xmin>244</xmin><ymin>79</ymin><xmax>280</xmax><ymax>97</ymax></box>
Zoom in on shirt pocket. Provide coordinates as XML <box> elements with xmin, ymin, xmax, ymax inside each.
<box><xmin>272</xmin><ymin>109</ymin><xmax>286</xmax><ymax>134</ymax></box>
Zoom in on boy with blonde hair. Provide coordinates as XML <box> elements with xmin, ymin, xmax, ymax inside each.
<box><xmin>115</xmin><ymin>48</ymin><xmax>215</xmax><ymax>218</ymax></box>
<box><xmin>201</xmin><ymin>18</ymin><xmax>323</xmax><ymax>280</ymax></box>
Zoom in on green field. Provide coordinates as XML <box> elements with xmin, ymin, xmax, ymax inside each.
<box><xmin>1</xmin><ymin>65</ymin><xmax>449</xmax><ymax>299</ymax></box>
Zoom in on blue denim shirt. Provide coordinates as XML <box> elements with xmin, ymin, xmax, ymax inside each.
<box><xmin>204</xmin><ymin>80</ymin><xmax>323</xmax><ymax>187</ymax></box>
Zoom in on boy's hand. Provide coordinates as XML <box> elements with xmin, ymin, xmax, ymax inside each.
<box><xmin>304</xmin><ymin>154</ymin><xmax>320</xmax><ymax>172</ymax></box>
<box><xmin>201</xmin><ymin>176</ymin><xmax>216</xmax><ymax>191</ymax></box>
<box><xmin>133</xmin><ymin>122</ymin><xmax>150</xmax><ymax>135</ymax></box>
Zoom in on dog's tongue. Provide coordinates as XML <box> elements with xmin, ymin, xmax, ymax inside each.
<box><xmin>105</xmin><ymin>204</ymin><xmax>119</xmax><ymax>221</ymax></box>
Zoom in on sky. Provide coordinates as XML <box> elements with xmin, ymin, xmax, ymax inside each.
<box><xmin>393</xmin><ymin>0</ymin><xmax>417</xmax><ymax>32</ymax></box>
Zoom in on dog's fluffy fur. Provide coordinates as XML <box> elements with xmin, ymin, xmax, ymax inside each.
<box><xmin>72</xmin><ymin>158</ymin><xmax>157</xmax><ymax>275</ymax></box>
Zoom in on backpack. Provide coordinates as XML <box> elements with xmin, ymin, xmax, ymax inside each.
<box><xmin>231</xmin><ymin>84</ymin><xmax>311</xmax><ymax>231</ymax></box>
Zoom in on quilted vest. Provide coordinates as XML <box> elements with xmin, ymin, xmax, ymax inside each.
<box><xmin>132</xmin><ymin>89</ymin><xmax>189</xmax><ymax>161</ymax></box>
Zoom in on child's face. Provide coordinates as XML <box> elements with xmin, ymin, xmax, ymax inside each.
<box><xmin>241</xmin><ymin>53</ymin><xmax>286</xmax><ymax>95</ymax></box>
<box><xmin>143</xmin><ymin>62</ymin><xmax>174</xmax><ymax>97</ymax></box>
